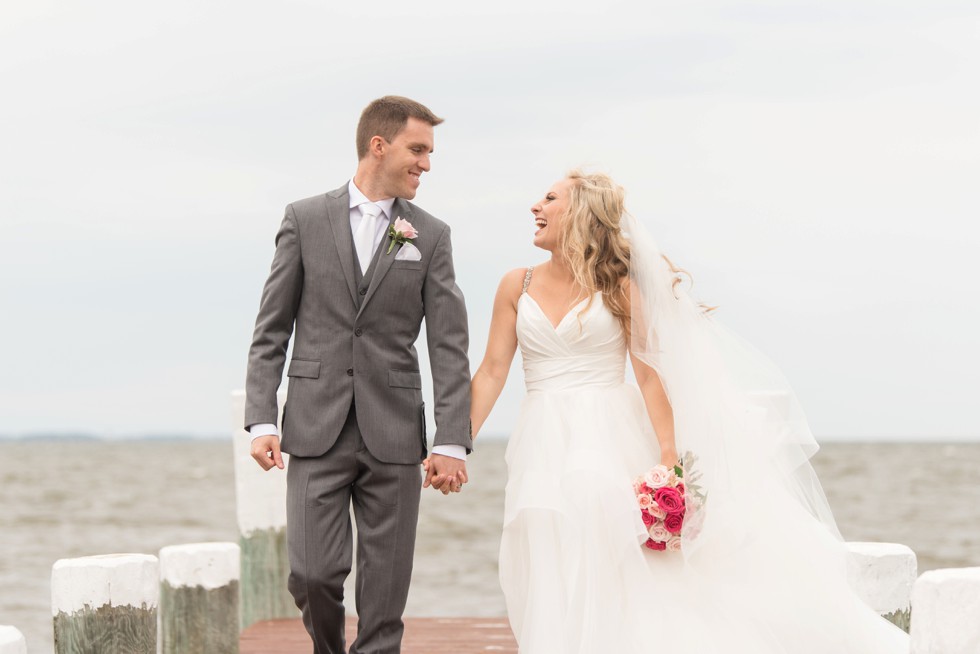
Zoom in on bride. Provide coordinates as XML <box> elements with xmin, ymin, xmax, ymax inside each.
<box><xmin>463</xmin><ymin>170</ymin><xmax>909</xmax><ymax>652</ymax></box>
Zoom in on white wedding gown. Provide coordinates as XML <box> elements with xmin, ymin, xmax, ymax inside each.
<box><xmin>498</xmin><ymin>285</ymin><xmax>909</xmax><ymax>653</ymax></box>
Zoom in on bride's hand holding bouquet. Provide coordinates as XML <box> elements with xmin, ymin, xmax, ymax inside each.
<box><xmin>658</xmin><ymin>447</ymin><xmax>679</xmax><ymax>469</ymax></box>
<box><xmin>634</xmin><ymin>450</ymin><xmax>706</xmax><ymax>552</ymax></box>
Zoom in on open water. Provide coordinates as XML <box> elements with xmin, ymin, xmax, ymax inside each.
<box><xmin>1</xmin><ymin>439</ymin><xmax>978</xmax><ymax>653</ymax></box>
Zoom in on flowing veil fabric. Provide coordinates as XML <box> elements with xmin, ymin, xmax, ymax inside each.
<box><xmin>624</xmin><ymin>213</ymin><xmax>909</xmax><ymax>650</ymax></box>
<box><xmin>625</xmin><ymin>212</ymin><xmax>841</xmax><ymax>557</ymax></box>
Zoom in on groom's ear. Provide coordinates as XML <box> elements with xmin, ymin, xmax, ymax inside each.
<box><xmin>367</xmin><ymin>135</ymin><xmax>387</xmax><ymax>158</ymax></box>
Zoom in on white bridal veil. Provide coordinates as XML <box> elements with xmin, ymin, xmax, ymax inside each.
<box><xmin>624</xmin><ymin>212</ymin><xmax>844</xmax><ymax>562</ymax></box>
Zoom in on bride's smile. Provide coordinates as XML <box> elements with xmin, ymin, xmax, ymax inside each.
<box><xmin>530</xmin><ymin>178</ymin><xmax>573</xmax><ymax>250</ymax></box>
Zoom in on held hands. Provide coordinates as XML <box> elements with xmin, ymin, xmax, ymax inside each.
<box><xmin>251</xmin><ymin>434</ymin><xmax>285</xmax><ymax>471</ymax></box>
<box><xmin>422</xmin><ymin>454</ymin><xmax>468</xmax><ymax>495</ymax></box>
<box><xmin>251</xmin><ymin>433</ymin><xmax>470</xmax><ymax>494</ymax></box>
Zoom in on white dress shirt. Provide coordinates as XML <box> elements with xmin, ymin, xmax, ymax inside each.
<box><xmin>250</xmin><ymin>179</ymin><xmax>466</xmax><ymax>462</ymax></box>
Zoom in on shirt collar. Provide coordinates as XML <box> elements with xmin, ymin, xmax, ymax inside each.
<box><xmin>348</xmin><ymin>179</ymin><xmax>396</xmax><ymax>220</ymax></box>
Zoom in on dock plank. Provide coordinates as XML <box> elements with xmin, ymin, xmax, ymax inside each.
<box><xmin>240</xmin><ymin>617</ymin><xmax>518</xmax><ymax>653</ymax></box>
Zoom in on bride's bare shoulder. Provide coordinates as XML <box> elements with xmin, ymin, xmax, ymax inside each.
<box><xmin>498</xmin><ymin>267</ymin><xmax>528</xmax><ymax>298</ymax></box>
<box><xmin>496</xmin><ymin>265</ymin><xmax>541</xmax><ymax>307</ymax></box>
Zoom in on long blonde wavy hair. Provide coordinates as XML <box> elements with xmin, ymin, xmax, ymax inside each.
<box><xmin>558</xmin><ymin>170</ymin><xmax>633</xmax><ymax>337</ymax></box>
<box><xmin>558</xmin><ymin>170</ymin><xmax>714</xmax><ymax>340</ymax></box>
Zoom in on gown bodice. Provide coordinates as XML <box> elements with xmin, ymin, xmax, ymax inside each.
<box><xmin>516</xmin><ymin>291</ymin><xmax>627</xmax><ymax>392</ymax></box>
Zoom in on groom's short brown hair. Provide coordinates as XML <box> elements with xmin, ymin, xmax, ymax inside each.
<box><xmin>356</xmin><ymin>96</ymin><xmax>444</xmax><ymax>160</ymax></box>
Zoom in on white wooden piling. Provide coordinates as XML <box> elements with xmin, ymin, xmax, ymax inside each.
<box><xmin>0</xmin><ymin>626</ymin><xmax>27</xmax><ymax>654</ymax></box>
<box><xmin>231</xmin><ymin>390</ymin><xmax>296</xmax><ymax>628</ymax></box>
<box><xmin>910</xmin><ymin>566</ymin><xmax>980</xmax><ymax>654</ymax></box>
<box><xmin>159</xmin><ymin>542</ymin><xmax>241</xmax><ymax>654</ymax></box>
<box><xmin>51</xmin><ymin>553</ymin><xmax>158</xmax><ymax>654</ymax></box>
<box><xmin>845</xmin><ymin>541</ymin><xmax>916</xmax><ymax>631</ymax></box>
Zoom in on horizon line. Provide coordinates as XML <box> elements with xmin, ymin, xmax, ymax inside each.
<box><xmin>1</xmin><ymin>432</ymin><xmax>978</xmax><ymax>443</ymax></box>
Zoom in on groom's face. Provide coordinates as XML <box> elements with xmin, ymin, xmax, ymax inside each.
<box><xmin>378</xmin><ymin>117</ymin><xmax>434</xmax><ymax>200</ymax></box>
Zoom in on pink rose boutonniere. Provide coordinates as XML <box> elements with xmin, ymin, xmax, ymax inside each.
<box><xmin>386</xmin><ymin>217</ymin><xmax>419</xmax><ymax>254</ymax></box>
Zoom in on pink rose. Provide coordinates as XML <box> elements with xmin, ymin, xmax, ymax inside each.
<box><xmin>663</xmin><ymin>512</ymin><xmax>684</xmax><ymax>534</ymax></box>
<box><xmin>645</xmin><ymin>539</ymin><xmax>667</xmax><ymax>551</ymax></box>
<box><xmin>677</xmin><ymin>483</ymin><xmax>685</xmax><ymax>495</ymax></box>
<box><xmin>393</xmin><ymin>217</ymin><xmax>418</xmax><ymax>239</ymax></box>
<box><xmin>654</xmin><ymin>487</ymin><xmax>684</xmax><ymax>513</ymax></box>
<box><xmin>644</xmin><ymin>465</ymin><xmax>671</xmax><ymax>489</ymax></box>
<box><xmin>666</xmin><ymin>537</ymin><xmax>683</xmax><ymax>552</ymax></box>
<box><xmin>649</xmin><ymin>524</ymin><xmax>670</xmax><ymax>542</ymax></box>
<box><xmin>641</xmin><ymin>511</ymin><xmax>655</xmax><ymax>527</ymax></box>
<box><xmin>647</xmin><ymin>504</ymin><xmax>667</xmax><ymax>520</ymax></box>
<box><xmin>639</xmin><ymin>483</ymin><xmax>653</xmax><ymax>495</ymax></box>
<box><xmin>637</xmin><ymin>494</ymin><xmax>653</xmax><ymax>510</ymax></box>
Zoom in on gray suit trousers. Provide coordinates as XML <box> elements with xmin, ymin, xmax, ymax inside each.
<box><xmin>286</xmin><ymin>402</ymin><xmax>422</xmax><ymax>654</ymax></box>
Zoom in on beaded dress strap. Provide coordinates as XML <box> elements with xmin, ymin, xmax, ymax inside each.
<box><xmin>522</xmin><ymin>266</ymin><xmax>535</xmax><ymax>293</ymax></box>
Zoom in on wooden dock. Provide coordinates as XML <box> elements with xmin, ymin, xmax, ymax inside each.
<box><xmin>240</xmin><ymin>617</ymin><xmax>518</xmax><ymax>653</ymax></box>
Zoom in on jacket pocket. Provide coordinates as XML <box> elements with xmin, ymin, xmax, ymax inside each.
<box><xmin>388</xmin><ymin>369</ymin><xmax>422</xmax><ymax>389</ymax></box>
<box><xmin>287</xmin><ymin>359</ymin><xmax>321</xmax><ymax>378</ymax></box>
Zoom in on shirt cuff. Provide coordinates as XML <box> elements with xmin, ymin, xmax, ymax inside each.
<box><xmin>249</xmin><ymin>423</ymin><xmax>279</xmax><ymax>442</ymax></box>
<box><xmin>430</xmin><ymin>444</ymin><xmax>467</xmax><ymax>461</ymax></box>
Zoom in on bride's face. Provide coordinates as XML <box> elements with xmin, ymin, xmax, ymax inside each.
<box><xmin>531</xmin><ymin>178</ymin><xmax>573</xmax><ymax>251</ymax></box>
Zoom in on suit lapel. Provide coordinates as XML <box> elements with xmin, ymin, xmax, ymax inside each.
<box><xmin>357</xmin><ymin>198</ymin><xmax>409</xmax><ymax>319</ymax></box>
<box><xmin>326</xmin><ymin>185</ymin><xmax>359</xmax><ymax>307</ymax></box>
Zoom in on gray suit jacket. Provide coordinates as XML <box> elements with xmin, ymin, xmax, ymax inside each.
<box><xmin>244</xmin><ymin>184</ymin><xmax>472</xmax><ymax>464</ymax></box>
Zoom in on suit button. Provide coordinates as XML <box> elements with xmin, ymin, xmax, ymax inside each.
<box><xmin>355</xmin><ymin>328</ymin><xmax>363</xmax><ymax>337</ymax></box>
<box><xmin>359</xmin><ymin>288</ymin><xmax>367</xmax><ymax>296</ymax></box>
<box><xmin>346</xmin><ymin>368</ymin><xmax>354</xmax><ymax>376</ymax></box>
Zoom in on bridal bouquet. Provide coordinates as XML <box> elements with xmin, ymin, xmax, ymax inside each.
<box><xmin>633</xmin><ymin>451</ymin><xmax>706</xmax><ymax>552</ymax></box>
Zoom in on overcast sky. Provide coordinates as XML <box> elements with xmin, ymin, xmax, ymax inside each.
<box><xmin>2</xmin><ymin>0</ymin><xmax>978</xmax><ymax>440</ymax></box>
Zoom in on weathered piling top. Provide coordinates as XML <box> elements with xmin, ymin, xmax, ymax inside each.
<box><xmin>240</xmin><ymin>617</ymin><xmax>518</xmax><ymax>653</ymax></box>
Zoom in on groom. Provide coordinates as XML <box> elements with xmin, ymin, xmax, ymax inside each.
<box><xmin>244</xmin><ymin>96</ymin><xmax>472</xmax><ymax>654</ymax></box>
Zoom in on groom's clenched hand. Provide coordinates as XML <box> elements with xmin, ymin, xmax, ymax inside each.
<box><xmin>423</xmin><ymin>454</ymin><xmax>468</xmax><ymax>494</ymax></box>
<box><xmin>251</xmin><ymin>434</ymin><xmax>285</xmax><ymax>471</ymax></box>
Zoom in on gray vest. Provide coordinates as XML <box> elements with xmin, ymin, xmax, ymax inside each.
<box><xmin>353</xmin><ymin>226</ymin><xmax>387</xmax><ymax>308</ymax></box>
